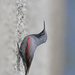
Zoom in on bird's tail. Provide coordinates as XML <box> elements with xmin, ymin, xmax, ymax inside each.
<box><xmin>25</xmin><ymin>57</ymin><xmax>33</xmax><ymax>75</ymax></box>
<box><xmin>24</xmin><ymin>63</ymin><xmax>29</xmax><ymax>75</ymax></box>
<box><xmin>25</xmin><ymin>62</ymin><xmax>31</xmax><ymax>75</ymax></box>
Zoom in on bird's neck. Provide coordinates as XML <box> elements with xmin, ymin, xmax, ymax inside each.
<box><xmin>36</xmin><ymin>36</ymin><xmax>44</xmax><ymax>46</ymax></box>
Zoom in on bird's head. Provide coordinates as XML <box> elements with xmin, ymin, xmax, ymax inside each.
<box><xmin>34</xmin><ymin>21</ymin><xmax>47</xmax><ymax>46</ymax></box>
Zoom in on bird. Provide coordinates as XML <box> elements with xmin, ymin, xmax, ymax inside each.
<box><xmin>17</xmin><ymin>21</ymin><xmax>47</xmax><ymax>75</ymax></box>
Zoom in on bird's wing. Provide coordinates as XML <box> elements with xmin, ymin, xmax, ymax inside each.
<box><xmin>19</xmin><ymin>37</ymin><xmax>28</xmax><ymax>62</ymax></box>
<box><xmin>24</xmin><ymin>37</ymin><xmax>33</xmax><ymax>75</ymax></box>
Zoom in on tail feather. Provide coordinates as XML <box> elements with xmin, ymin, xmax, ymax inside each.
<box><xmin>25</xmin><ymin>56</ymin><xmax>33</xmax><ymax>75</ymax></box>
<box><xmin>24</xmin><ymin>62</ymin><xmax>30</xmax><ymax>75</ymax></box>
<box><xmin>25</xmin><ymin>63</ymin><xmax>31</xmax><ymax>75</ymax></box>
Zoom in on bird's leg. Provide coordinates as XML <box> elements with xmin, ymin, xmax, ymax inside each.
<box><xmin>17</xmin><ymin>43</ymin><xmax>22</xmax><ymax>52</ymax></box>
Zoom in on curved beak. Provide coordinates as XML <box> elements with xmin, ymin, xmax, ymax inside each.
<box><xmin>43</xmin><ymin>21</ymin><xmax>45</xmax><ymax>31</ymax></box>
<box><xmin>34</xmin><ymin>21</ymin><xmax>46</xmax><ymax>38</ymax></box>
<box><xmin>39</xmin><ymin>21</ymin><xmax>46</xmax><ymax>35</ymax></box>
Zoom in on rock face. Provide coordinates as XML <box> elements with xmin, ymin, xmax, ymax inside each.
<box><xmin>0</xmin><ymin>0</ymin><xmax>65</xmax><ymax>75</ymax></box>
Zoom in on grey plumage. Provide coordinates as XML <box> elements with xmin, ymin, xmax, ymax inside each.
<box><xmin>18</xmin><ymin>21</ymin><xmax>47</xmax><ymax>75</ymax></box>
